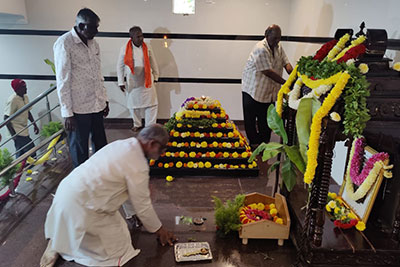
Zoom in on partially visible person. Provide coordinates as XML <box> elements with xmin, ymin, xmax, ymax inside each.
<box><xmin>117</xmin><ymin>26</ymin><xmax>159</xmax><ymax>132</ymax></box>
<box><xmin>4</xmin><ymin>79</ymin><xmax>39</xmax><ymax>158</ymax></box>
<box><xmin>54</xmin><ymin>8</ymin><xmax>109</xmax><ymax>168</ymax></box>
<box><xmin>242</xmin><ymin>24</ymin><xmax>293</xmax><ymax>147</ymax></box>
<box><xmin>40</xmin><ymin>124</ymin><xmax>177</xmax><ymax>267</ymax></box>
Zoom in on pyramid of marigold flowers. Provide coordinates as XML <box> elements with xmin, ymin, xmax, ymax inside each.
<box><xmin>150</xmin><ymin>96</ymin><xmax>259</xmax><ymax>177</ymax></box>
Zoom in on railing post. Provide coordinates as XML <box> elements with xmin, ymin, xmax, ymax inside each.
<box><xmin>46</xmin><ymin>95</ymin><xmax>52</xmax><ymax>122</ymax></box>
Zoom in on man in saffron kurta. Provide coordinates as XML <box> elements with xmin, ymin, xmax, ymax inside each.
<box><xmin>117</xmin><ymin>26</ymin><xmax>160</xmax><ymax>132</ymax></box>
<box><xmin>40</xmin><ymin>124</ymin><xmax>176</xmax><ymax>267</ymax></box>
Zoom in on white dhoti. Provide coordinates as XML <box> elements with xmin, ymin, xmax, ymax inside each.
<box><xmin>44</xmin><ymin>138</ymin><xmax>162</xmax><ymax>266</ymax></box>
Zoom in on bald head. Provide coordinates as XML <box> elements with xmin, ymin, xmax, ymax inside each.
<box><xmin>137</xmin><ymin>124</ymin><xmax>169</xmax><ymax>143</ymax></box>
<box><xmin>265</xmin><ymin>24</ymin><xmax>282</xmax><ymax>49</ymax></box>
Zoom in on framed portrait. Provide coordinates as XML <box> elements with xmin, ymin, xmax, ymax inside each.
<box><xmin>339</xmin><ymin>145</ymin><xmax>389</xmax><ymax>224</ymax></box>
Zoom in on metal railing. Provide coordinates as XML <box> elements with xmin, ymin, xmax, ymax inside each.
<box><xmin>0</xmin><ymin>84</ymin><xmax>64</xmax><ymax>197</ymax></box>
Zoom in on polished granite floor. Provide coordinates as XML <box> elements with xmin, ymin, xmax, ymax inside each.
<box><xmin>0</xmin><ymin>128</ymin><xmax>297</xmax><ymax>267</ymax></box>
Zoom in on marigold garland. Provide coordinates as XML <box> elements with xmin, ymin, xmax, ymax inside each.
<box><xmin>332</xmin><ymin>35</ymin><xmax>366</xmax><ymax>61</ymax></box>
<box><xmin>313</xmin><ymin>39</ymin><xmax>338</xmax><ymax>62</ymax></box>
<box><xmin>276</xmin><ymin>65</ymin><xmax>298</xmax><ymax>117</ymax></box>
<box><xmin>304</xmin><ymin>72</ymin><xmax>350</xmax><ymax>184</ymax></box>
<box><xmin>299</xmin><ymin>71</ymin><xmax>342</xmax><ymax>89</ymax></box>
<box><xmin>327</xmin><ymin>33</ymin><xmax>350</xmax><ymax>60</ymax></box>
<box><xmin>337</xmin><ymin>44</ymin><xmax>366</xmax><ymax>64</ymax></box>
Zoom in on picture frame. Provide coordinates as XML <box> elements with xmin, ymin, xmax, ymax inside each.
<box><xmin>338</xmin><ymin>145</ymin><xmax>388</xmax><ymax>224</ymax></box>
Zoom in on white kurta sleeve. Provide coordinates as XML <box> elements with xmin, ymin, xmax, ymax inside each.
<box><xmin>117</xmin><ymin>46</ymin><xmax>126</xmax><ymax>86</ymax></box>
<box><xmin>125</xmin><ymin>171</ymin><xmax>162</xmax><ymax>233</ymax></box>
<box><xmin>148</xmin><ymin>45</ymin><xmax>159</xmax><ymax>82</ymax></box>
<box><xmin>54</xmin><ymin>40</ymin><xmax>73</xmax><ymax>118</ymax></box>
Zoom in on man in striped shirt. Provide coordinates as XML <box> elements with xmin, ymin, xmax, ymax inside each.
<box><xmin>242</xmin><ymin>25</ymin><xmax>293</xmax><ymax>147</ymax></box>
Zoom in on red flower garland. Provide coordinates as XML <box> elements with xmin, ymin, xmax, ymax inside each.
<box><xmin>313</xmin><ymin>39</ymin><xmax>338</xmax><ymax>62</ymax></box>
<box><xmin>333</xmin><ymin>219</ymin><xmax>358</xmax><ymax>229</ymax></box>
<box><xmin>337</xmin><ymin>44</ymin><xmax>366</xmax><ymax>63</ymax></box>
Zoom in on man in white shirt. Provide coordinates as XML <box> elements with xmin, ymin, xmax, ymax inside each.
<box><xmin>4</xmin><ymin>79</ymin><xmax>39</xmax><ymax>157</ymax></box>
<box><xmin>117</xmin><ymin>26</ymin><xmax>159</xmax><ymax>132</ymax></box>
<box><xmin>40</xmin><ymin>124</ymin><xmax>177</xmax><ymax>267</ymax></box>
<box><xmin>242</xmin><ymin>25</ymin><xmax>293</xmax><ymax>147</ymax></box>
<box><xmin>54</xmin><ymin>8</ymin><xmax>109</xmax><ymax>168</ymax></box>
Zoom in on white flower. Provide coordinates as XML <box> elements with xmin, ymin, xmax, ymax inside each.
<box><xmin>359</xmin><ymin>63</ymin><xmax>369</xmax><ymax>74</ymax></box>
<box><xmin>330</xmin><ymin>112</ymin><xmax>341</xmax><ymax>122</ymax></box>
<box><xmin>346</xmin><ymin>59</ymin><xmax>355</xmax><ymax>66</ymax></box>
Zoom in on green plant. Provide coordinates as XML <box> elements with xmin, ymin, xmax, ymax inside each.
<box><xmin>248</xmin><ymin>104</ymin><xmax>305</xmax><ymax>192</ymax></box>
<box><xmin>0</xmin><ymin>148</ymin><xmax>21</xmax><ymax>186</ymax></box>
<box><xmin>44</xmin><ymin>59</ymin><xmax>56</xmax><ymax>87</ymax></box>
<box><xmin>212</xmin><ymin>194</ymin><xmax>245</xmax><ymax>235</ymax></box>
<box><xmin>41</xmin><ymin>121</ymin><xmax>63</xmax><ymax>138</ymax></box>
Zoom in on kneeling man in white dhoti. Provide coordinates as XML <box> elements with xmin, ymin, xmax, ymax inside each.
<box><xmin>40</xmin><ymin>124</ymin><xmax>176</xmax><ymax>267</ymax></box>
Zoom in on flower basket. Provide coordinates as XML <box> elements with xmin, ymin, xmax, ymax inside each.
<box><xmin>239</xmin><ymin>192</ymin><xmax>290</xmax><ymax>246</ymax></box>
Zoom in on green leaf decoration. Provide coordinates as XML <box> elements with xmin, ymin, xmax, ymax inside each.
<box><xmin>262</xmin><ymin>149</ymin><xmax>281</xmax><ymax>162</ymax></box>
<box><xmin>296</xmin><ymin>98</ymin><xmax>312</xmax><ymax>162</ymax></box>
<box><xmin>0</xmin><ymin>149</ymin><xmax>20</xmax><ymax>187</ymax></box>
<box><xmin>267</xmin><ymin>104</ymin><xmax>288</xmax><ymax>144</ymax></box>
<box><xmin>267</xmin><ymin>161</ymin><xmax>280</xmax><ymax>177</ymax></box>
<box><xmin>212</xmin><ymin>194</ymin><xmax>245</xmax><ymax>235</ymax></box>
<box><xmin>284</xmin><ymin>145</ymin><xmax>306</xmax><ymax>173</ymax></box>
<box><xmin>44</xmin><ymin>59</ymin><xmax>56</xmax><ymax>74</ymax></box>
<box><xmin>311</xmin><ymin>97</ymin><xmax>321</xmax><ymax>117</ymax></box>
<box><xmin>281</xmin><ymin>157</ymin><xmax>297</xmax><ymax>192</ymax></box>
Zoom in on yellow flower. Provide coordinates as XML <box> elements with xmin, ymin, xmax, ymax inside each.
<box><xmin>187</xmin><ymin>161</ymin><xmax>194</xmax><ymax>168</ymax></box>
<box><xmin>341</xmin><ymin>215</ymin><xmax>347</xmax><ymax>221</ymax></box>
<box><xmin>269</xmin><ymin>203</ymin><xmax>275</xmax><ymax>209</ymax></box>
<box><xmin>240</xmin><ymin>164</ymin><xmax>246</xmax><ymax>169</ymax></box>
<box><xmin>173</xmin><ymin>132</ymin><xmax>180</xmax><ymax>137</ymax></box>
<box><xmin>198</xmin><ymin>162</ymin><xmax>204</xmax><ymax>168</ymax></box>
<box><xmin>179</xmin><ymin>151</ymin><xmax>185</xmax><ymax>157</ymax></box>
<box><xmin>241</xmin><ymin>152</ymin><xmax>248</xmax><ymax>158</ymax></box>
<box><xmin>223</xmin><ymin>152</ymin><xmax>230</xmax><ymax>158</ymax></box>
<box><xmin>356</xmin><ymin>221</ymin><xmax>366</xmax><ymax>231</ymax></box>
<box><xmin>222</xmin><ymin>142</ymin><xmax>227</xmax><ymax>148</ymax></box>
<box><xmin>194</xmin><ymin>132</ymin><xmax>200</xmax><ymax>137</ymax></box>
<box><xmin>257</xmin><ymin>203</ymin><xmax>265</xmax><ymax>210</ymax></box>
<box><xmin>328</xmin><ymin>192</ymin><xmax>337</xmax><ymax>199</ymax></box>
<box><xmin>232</xmin><ymin>152</ymin><xmax>239</xmax><ymax>158</ymax></box>
<box><xmin>216</xmin><ymin>132</ymin><xmax>223</xmax><ymax>138</ymax></box>
<box><xmin>275</xmin><ymin>218</ymin><xmax>283</xmax><ymax>224</ymax></box>
<box><xmin>214</xmin><ymin>164</ymin><xmax>219</xmax><ymax>169</ymax></box>
<box><xmin>26</xmin><ymin>177</ymin><xmax>33</xmax><ymax>181</ymax></box>
<box><xmin>205</xmin><ymin>162</ymin><xmax>212</xmax><ymax>168</ymax></box>
<box><xmin>200</xmin><ymin>141</ymin><xmax>207</xmax><ymax>148</ymax></box>
<box><xmin>193</xmin><ymin>104</ymin><xmax>199</xmax><ymax>109</ymax></box>
<box><xmin>393</xmin><ymin>62</ymin><xmax>400</xmax><ymax>71</ymax></box>
<box><xmin>176</xmin><ymin>161</ymin><xmax>183</xmax><ymax>168</ymax></box>
<box><xmin>189</xmin><ymin>152</ymin><xmax>196</xmax><ymax>158</ymax></box>
<box><xmin>221</xmin><ymin>123</ymin><xmax>226</xmax><ymax>128</ymax></box>
<box><xmin>228</xmin><ymin>132</ymin><xmax>234</xmax><ymax>138</ymax></box>
<box><xmin>252</xmin><ymin>161</ymin><xmax>257</xmax><ymax>167</ymax></box>
<box><xmin>334</xmin><ymin>207</ymin><xmax>340</xmax><ymax>214</ymax></box>
<box><xmin>27</xmin><ymin>169</ymin><xmax>33</xmax><ymax>174</ymax></box>
<box><xmin>177</xmin><ymin>123</ymin><xmax>182</xmax><ymax>128</ymax></box>
<box><xmin>212</xmin><ymin>123</ymin><xmax>218</xmax><ymax>128</ymax></box>
<box><xmin>330</xmin><ymin>112</ymin><xmax>341</xmax><ymax>122</ymax></box>
<box><xmin>226</xmin><ymin>143</ymin><xmax>232</xmax><ymax>148</ymax></box>
<box><xmin>276</xmin><ymin>65</ymin><xmax>299</xmax><ymax>117</ymax></box>
<box><xmin>328</xmin><ymin>200</ymin><xmax>336</xmax><ymax>209</ymax></box>
<box><xmin>212</xmin><ymin>141</ymin><xmax>218</xmax><ymax>148</ymax></box>
<box><xmin>210</xmin><ymin>152</ymin><xmax>216</xmax><ymax>158</ymax></box>
<box><xmin>202</xmin><ymin>104</ymin><xmax>207</xmax><ymax>109</ymax></box>
<box><xmin>172</xmin><ymin>141</ymin><xmax>177</xmax><ymax>147</ymax></box>
<box><xmin>358</xmin><ymin>63</ymin><xmax>369</xmax><ymax>74</ymax></box>
<box><xmin>164</xmin><ymin>163</ymin><xmax>169</xmax><ymax>168</ymax></box>
<box><xmin>348</xmin><ymin>212</ymin><xmax>357</xmax><ymax>219</ymax></box>
<box><xmin>270</xmin><ymin>208</ymin><xmax>278</xmax><ymax>216</ymax></box>
<box><xmin>234</xmin><ymin>142</ymin><xmax>240</xmax><ymax>148</ymax></box>
<box><xmin>326</xmin><ymin>205</ymin><xmax>332</xmax><ymax>212</ymax></box>
<box><xmin>187</xmin><ymin>124</ymin><xmax>192</xmax><ymax>128</ymax></box>
<box><xmin>166</xmin><ymin>175</ymin><xmax>174</xmax><ymax>182</ymax></box>
<box><xmin>190</xmin><ymin>141</ymin><xmax>196</xmax><ymax>147</ymax></box>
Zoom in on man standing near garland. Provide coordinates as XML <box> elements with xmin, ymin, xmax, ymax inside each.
<box><xmin>242</xmin><ymin>24</ymin><xmax>293</xmax><ymax>148</ymax></box>
<box><xmin>54</xmin><ymin>8</ymin><xmax>109</xmax><ymax>168</ymax></box>
<box><xmin>117</xmin><ymin>26</ymin><xmax>159</xmax><ymax>132</ymax></box>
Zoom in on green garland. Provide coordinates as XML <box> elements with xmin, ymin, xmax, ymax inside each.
<box><xmin>212</xmin><ymin>194</ymin><xmax>245</xmax><ymax>235</ymax></box>
<box><xmin>164</xmin><ymin>113</ymin><xmax>217</xmax><ymax>133</ymax></box>
<box><xmin>41</xmin><ymin>121</ymin><xmax>63</xmax><ymax>138</ymax></box>
<box><xmin>297</xmin><ymin>56</ymin><xmax>370</xmax><ymax>137</ymax></box>
<box><xmin>0</xmin><ymin>149</ymin><xmax>20</xmax><ymax>186</ymax></box>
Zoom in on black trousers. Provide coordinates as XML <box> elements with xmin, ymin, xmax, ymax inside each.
<box><xmin>242</xmin><ymin>92</ymin><xmax>272</xmax><ymax>145</ymax></box>
<box><xmin>67</xmin><ymin>111</ymin><xmax>107</xmax><ymax>168</ymax></box>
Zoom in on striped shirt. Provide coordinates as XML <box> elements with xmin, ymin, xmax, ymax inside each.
<box><xmin>242</xmin><ymin>38</ymin><xmax>289</xmax><ymax>103</ymax></box>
